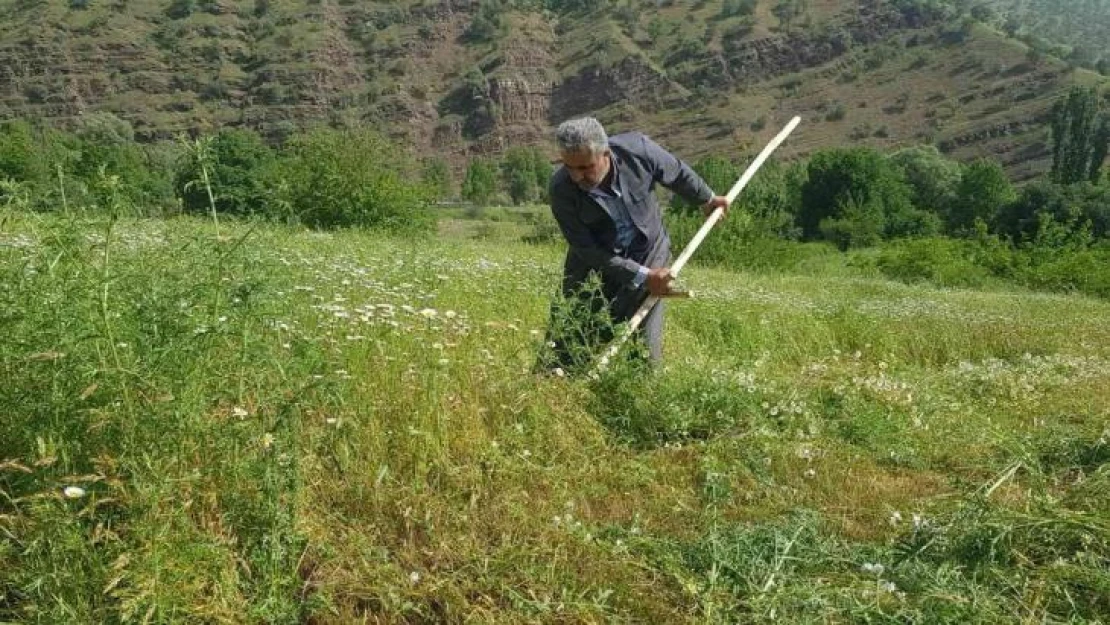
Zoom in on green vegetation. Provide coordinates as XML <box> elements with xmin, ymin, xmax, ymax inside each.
<box><xmin>2</xmin><ymin>3</ymin><xmax>1110</xmax><ymax>617</ymax></box>
<box><xmin>1</xmin><ymin>0</ymin><xmax>1107</xmax><ymax>184</ymax></box>
<box><xmin>985</xmin><ymin>0</ymin><xmax>1110</xmax><ymax>75</ymax></box>
<box><xmin>0</xmin><ymin>116</ymin><xmax>430</xmax><ymax>232</ymax></box>
<box><xmin>1051</xmin><ymin>86</ymin><xmax>1110</xmax><ymax>185</ymax></box>
<box><xmin>2</xmin><ymin>211</ymin><xmax>1108</xmax><ymax>622</ymax></box>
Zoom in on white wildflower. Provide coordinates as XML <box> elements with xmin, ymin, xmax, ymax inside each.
<box><xmin>63</xmin><ymin>486</ymin><xmax>86</xmax><ymax>499</ymax></box>
<box><xmin>861</xmin><ymin>562</ymin><xmax>885</xmax><ymax>576</ymax></box>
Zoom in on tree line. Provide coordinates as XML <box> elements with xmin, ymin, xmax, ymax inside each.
<box><xmin>1</xmin><ymin>88</ymin><xmax>1106</xmax><ymax>253</ymax></box>
<box><xmin>668</xmin><ymin>86</ymin><xmax>1108</xmax><ymax>251</ymax></box>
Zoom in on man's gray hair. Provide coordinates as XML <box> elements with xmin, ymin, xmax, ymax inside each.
<box><xmin>555</xmin><ymin>117</ymin><xmax>609</xmax><ymax>155</ymax></box>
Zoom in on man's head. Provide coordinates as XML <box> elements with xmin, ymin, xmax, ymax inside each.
<box><xmin>556</xmin><ymin>117</ymin><xmax>611</xmax><ymax>191</ymax></box>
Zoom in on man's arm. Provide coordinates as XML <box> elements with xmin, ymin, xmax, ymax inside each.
<box><xmin>639</xmin><ymin>134</ymin><xmax>715</xmax><ymax>206</ymax></box>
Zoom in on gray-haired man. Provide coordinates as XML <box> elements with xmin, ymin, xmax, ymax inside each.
<box><xmin>540</xmin><ymin>117</ymin><xmax>728</xmax><ymax>372</ymax></box>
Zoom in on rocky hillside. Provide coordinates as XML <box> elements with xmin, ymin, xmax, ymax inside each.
<box><xmin>0</xmin><ymin>0</ymin><xmax>1106</xmax><ymax>180</ymax></box>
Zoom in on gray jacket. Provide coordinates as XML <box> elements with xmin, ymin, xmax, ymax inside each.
<box><xmin>549</xmin><ymin>132</ymin><xmax>715</xmax><ymax>296</ymax></box>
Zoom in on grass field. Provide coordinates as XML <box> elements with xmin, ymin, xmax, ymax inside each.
<box><xmin>2</xmin><ymin>212</ymin><xmax>1109</xmax><ymax>623</ymax></box>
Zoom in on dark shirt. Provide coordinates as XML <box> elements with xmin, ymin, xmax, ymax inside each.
<box><xmin>587</xmin><ymin>165</ymin><xmax>640</xmax><ymax>254</ymax></box>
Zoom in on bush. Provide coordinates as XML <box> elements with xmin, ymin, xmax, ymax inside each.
<box><xmin>876</xmin><ymin>237</ymin><xmax>995</xmax><ymax>288</ymax></box>
<box><xmin>0</xmin><ymin>119</ymin><xmax>40</xmax><ymax>182</ymax></box>
<box><xmin>175</xmin><ymin>128</ymin><xmax>275</xmax><ymax>217</ymax></box>
<box><xmin>1017</xmin><ymin>245</ymin><xmax>1110</xmax><ymax>298</ymax></box>
<box><xmin>274</xmin><ymin>127</ymin><xmax>431</xmax><ymax>232</ymax></box>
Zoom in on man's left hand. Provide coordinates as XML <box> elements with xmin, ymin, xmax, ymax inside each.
<box><xmin>702</xmin><ymin>195</ymin><xmax>730</xmax><ymax>218</ymax></box>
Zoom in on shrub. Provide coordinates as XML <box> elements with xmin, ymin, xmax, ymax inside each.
<box><xmin>274</xmin><ymin>127</ymin><xmax>431</xmax><ymax>232</ymax></box>
<box><xmin>0</xmin><ymin>119</ymin><xmax>40</xmax><ymax>182</ymax></box>
<box><xmin>876</xmin><ymin>237</ymin><xmax>994</xmax><ymax>288</ymax></box>
<box><xmin>175</xmin><ymin>128</ymin><xmax>275</xmax><ymax>217</ymax></box>
<box><xmin>824</xmin><ymin>102</ymin><xmax>846</xmax><ymax>121</ymax></box>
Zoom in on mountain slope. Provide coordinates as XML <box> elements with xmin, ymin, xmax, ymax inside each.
<box><xmin>0</xmin><ymin>0</ymin><xmax>1105</xmax><ymax>180</ymax></box>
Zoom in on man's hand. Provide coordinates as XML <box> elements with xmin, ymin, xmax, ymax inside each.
<box><xmin>702</xmin><ymin>195</ymin><xmax>730</xmax><ymax>218</ymax></box>
<box><xmin>646</xmin><ymin>268</ymin><xmax>673</xmax><ymax>296</ymax></box>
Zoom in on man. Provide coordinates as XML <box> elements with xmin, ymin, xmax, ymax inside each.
<box><xmin>539</xmin><ymin>117</ymin><xmax>729</xmax><ymax>373</ymax></box>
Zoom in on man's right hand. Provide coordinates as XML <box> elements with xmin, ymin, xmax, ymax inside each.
<box><xmin>646</xmin><ymin>268</ymin><xmax>673</xmax><ymax>296</ymax></box>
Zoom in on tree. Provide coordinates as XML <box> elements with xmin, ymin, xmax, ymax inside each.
<box><xmin>997</xmin><ymin>180</ymin><xmax>1110</xmax><ymax>243</ymax></box>
<box><xmin>950</xmin><ymin>158</ymin><xmax>1015</xmax><ymax>234</ymax></box>
<box><xmin>465</xmin><ymin>0</ymin><xmax>505</xmax><ymax>42</ymax></box>
<box><xmin>421</xmin><ymin>157</ymin><xmax>453</xmax><ymax>201</ymax></box>
<box><xmin>969</xmin><ymin>4</ymin><xmax>993</xmax><ymax>22</ymax></box>
<box><xmin>772</xmin><ymin>0</ymin><xmax>805</xmax><ymax>29</ymax></box>
<box><xmin>720</xmin><ymin>0</ymin><xmax>756</xmax><ymax>18</ymax></box>
<box><xmin>500</xmin><ymin>146</ymin><xmax>551</xmax><ymax>205</ymax></box>
<box><xmin>1050</xmin><ymin>87</ymin><xmax>1108</xmax><ymax>185</ymax></box>
<box><xmin>819</xmin><ymin>194</ymin><xmax>885</xmax><ymax>250</ymax></box>
<box><xmin>1091</xmin><ymin>116</ymin><xmax>1110</xmax><ymax>184</ymax></box>
<box><xmin>75</xmin><ymin>112</ymin><xmax>168</xmax><ymax>212</ymax></box>
<box><xmin>889</xmin><ymin>145</ymin><xmax>961</xmax><ymax>220</ymax></box>
<box><xmin>461</xmin><ymin>158</ymin><xmax>498</xmax><ymax>205</ymax></box>
<box><xmin>798</xmin><ymin>147</ymin><xmax>912</xmax><ymax>246</ymax></box>
<box><xmin>175</xmin><ymin>128</ymin><xmax>275</xmax><ymax>217</ymax></box>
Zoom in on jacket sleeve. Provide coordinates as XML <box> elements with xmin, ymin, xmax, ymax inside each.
<box><xmin>550</xmin><ymin>182</ymin><xmax>643</xmax><ymax>289</ymax></box>
<box><xmin>640</xmin><ymin>134</ymin><xmax>715</xmax><ymax>206</ymax></box>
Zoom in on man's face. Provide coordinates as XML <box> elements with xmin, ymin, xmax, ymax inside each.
<box><xmin>562</xmin><ymin>149</ymin><xmax>610</xmax><ymax>191</ymax></box>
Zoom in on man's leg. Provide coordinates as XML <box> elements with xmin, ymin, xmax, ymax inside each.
<box><xmin>639</xmin><ymin>298</ymin><xmax>665</xmax><ymax>366</ymax></box>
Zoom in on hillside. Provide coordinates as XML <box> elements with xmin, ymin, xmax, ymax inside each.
<box><xmin>986</xmin><ymin>0</ymin><xmax>1109</xmax><ymax>73</ymax></box>
<box><xmin>0</xmin><ymin>0</ymin><xmax>1106</xmax><ymax>180</ymax></box>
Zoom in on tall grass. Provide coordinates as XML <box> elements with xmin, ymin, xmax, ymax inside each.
<box><xmin>2</xmin><ymin>213</ymin><xmax>1109</xmax><ymax>622</ymax></box>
